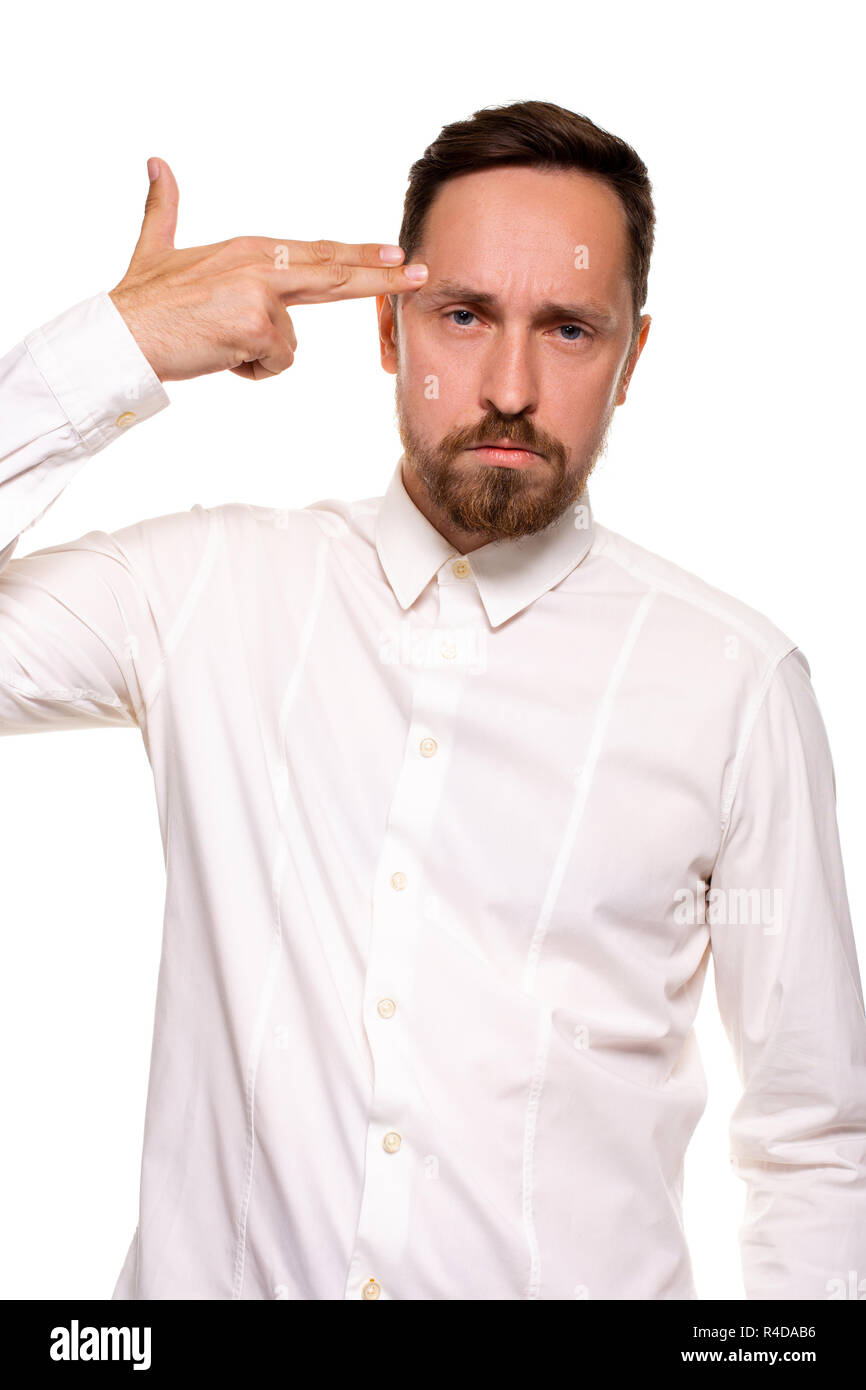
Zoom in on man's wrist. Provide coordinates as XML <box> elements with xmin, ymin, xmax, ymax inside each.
<box><xmin>108</xmin><ymin>287</ymin><xmax>166</xmax><ymax>383</ymax></box>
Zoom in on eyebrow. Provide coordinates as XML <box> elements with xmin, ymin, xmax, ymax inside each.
<box><xmin>415</xmin><ymin>279</ymin><xmax>618</xmax><ymax>330</ymax></box>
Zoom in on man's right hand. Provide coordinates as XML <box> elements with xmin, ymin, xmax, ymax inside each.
<box><xmin>108</xmin><ymin>158</ymin><xmax>428</xmax><ymax>383</ymax></box>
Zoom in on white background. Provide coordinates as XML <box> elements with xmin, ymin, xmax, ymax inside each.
<box><xmin>0</xmin><ymin>0</ymin><xmax>862</xmax><ymax>1300</ymax></box>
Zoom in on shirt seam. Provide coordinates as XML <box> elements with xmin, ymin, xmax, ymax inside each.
<box><xmin>120</xmin><ymin>504</ymin><xmax>223</xmax><ymax>720</ymax></box>
<box><xmin>0</xmin><ymin>670</ymin><xmax>126</xmax><ymax>708</ymax></box>
<box><xmin>712</xmin><ymin>643</ymin><xmax>799</xmax><ymax>867</ymax></box>
<box><xmin>591</xmin><ymin>525</ymin><xmax>792</xmax><ymax>663</ymax></box>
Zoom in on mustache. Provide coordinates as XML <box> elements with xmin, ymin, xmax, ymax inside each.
<box><xmin>443</xmin><ymin>418</ymin><xmax>565</xmax><ymax>462</ymax></box>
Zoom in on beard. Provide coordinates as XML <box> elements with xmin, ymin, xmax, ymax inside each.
<box><xmin>394</xmin><ymin>384</ymin><xmax>618</xmax><ymax>543</ymax></box>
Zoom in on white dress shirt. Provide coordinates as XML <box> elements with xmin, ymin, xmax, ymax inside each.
<box><xmin>1</xmin><ymin>291</ymin><xmax>864</xmax><ymax>1301</ymax></box>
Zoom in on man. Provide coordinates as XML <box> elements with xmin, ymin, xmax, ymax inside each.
<box><xmin>1</xmin><ymin>100</ymin><xmax>864</xmax><ymax>1301</ymax></box>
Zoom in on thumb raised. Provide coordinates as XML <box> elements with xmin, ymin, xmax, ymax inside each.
<box><xmin>134</xmin><ymin>157</ymin><xmax>179</xmax><ymax>257</ymax></box>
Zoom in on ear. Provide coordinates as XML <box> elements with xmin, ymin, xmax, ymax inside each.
<box><xmin>616</xmin><ymin>314</ymin><xmax>651</xmax><ymax>405</ymax></box>
<box><xmin>377</xmin><ymin>293</ymin><xmax>399</xmax><ymax>376</ymax></box>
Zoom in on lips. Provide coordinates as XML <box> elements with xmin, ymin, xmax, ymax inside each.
<box><xmin>473</xmin><ymin>441</ymin><xmax>539</xmax><ymax>454</ymax></box>
<box><xmin>468</xmin><ymin>444</ymin><xmax>544</xmax><ymax>470</ymax></box>
<box><xmin>467</xmin><ymin>444</ymin><xmax>542</xmax><ymax>455</ymax></box>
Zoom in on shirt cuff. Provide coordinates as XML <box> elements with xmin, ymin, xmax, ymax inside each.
<box><xmin>23</xmin><ymin>291</ymin><xmax>170</xmax><ymax>454</ymax></box>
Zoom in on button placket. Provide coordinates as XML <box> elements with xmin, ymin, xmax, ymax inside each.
<box><xmin>343</xmin><ymin>566</ymin><xmax>481</xmax><ymax>1298</ymax></box>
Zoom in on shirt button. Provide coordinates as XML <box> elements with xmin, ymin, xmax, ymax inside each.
<box><xmin>440</xmin><ymin>640</ymin><xmax>457</xmax><ymax>660</ymax></box>
<box><xmin>452</xmin><ymin>558</ymin><xmax>471</xmax><ymax>578</ymax></box>
<box><xmin>389</xmin><ymin>871</ymin><xmax>407</xmax><ymax>891</ymax></box>
<box><xmin>377</xmin><ymin>997</ymin><xmax>396</xmax><ymax>1019</ymax></box>
<box><xmin>382</xmin><ymin>1131</ymin><xmax>402</xmax><ymax>1153</ymax></box>
<box><xmin>419</xmin><ymin>737</ymin><xmax>438</xmax><ymax>757</ymax></box>
<box><xmin>362</xmin><ymin>1278</ymin><xmax>381</xmax><ymax>1299</ymax></box>
<box><xmin>115</xmin><ymin>411</ymin><xmax>137</xmax><ymax>428</ymax></box>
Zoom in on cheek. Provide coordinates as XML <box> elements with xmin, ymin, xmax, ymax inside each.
<box><xmin>399</xmin><ymin>330</ymin><xmax>476</xmax><ymax>412</ymax></box>
<box><xmin>546</xmin><ymin>355</ymin><xmax>622</xmax><ymax>419</ymax></box>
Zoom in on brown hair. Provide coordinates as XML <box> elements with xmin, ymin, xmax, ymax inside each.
<box><xmin>394</xmin><ymin>99</ymin><xmax>654</xmax><ymax>347</ymax></box>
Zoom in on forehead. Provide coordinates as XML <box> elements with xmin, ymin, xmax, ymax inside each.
<box><xmin>416</xmin><ymin>165</ymin><xmax>630</xmax><ymax>304</ymax></box>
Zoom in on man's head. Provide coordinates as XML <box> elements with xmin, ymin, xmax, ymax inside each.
<box><xmin>376</xmin><ymin>100</ymin><xmax>654</xmax><ymax>552</ymax></box>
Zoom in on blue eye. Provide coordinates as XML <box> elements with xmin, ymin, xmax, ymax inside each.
<box><xmin>444</xmin><ymin>311</ymin><xmax>588</xmax><ymax>343</ymax></box>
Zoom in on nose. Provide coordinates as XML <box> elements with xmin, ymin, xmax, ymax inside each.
<box><xmin>478</xmin><ymin>326</ymin><xmax>539</xmax><ymax>420</ymax></box>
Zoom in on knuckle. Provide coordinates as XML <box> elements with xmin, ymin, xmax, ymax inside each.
<box><xmin>223</xmin><ymin>235</ymin><xmax>262</xmax><ymax>266</ymax></box>
<box><xmin>277</xmin><ymin>307</ymin><xmax>297</xmax><ymax>349</ymax></box>
<box><xmin>237</xmin><ymin>306</ymin><xmax>271</xmax><ymax>342</ymax></box>
<box><xmin>262</xmin><ymin>345</ymin><xmax>293</xmax><ymax>376</ymax></box>
<box><xmin>326</xmin><ymin>261</ymin><xmax>351</xmax><ymax>288</ymax></box>
<box><xmin>310</xmin><ymin>238</ymin><xmax>337</xmax><ymax>263</ymax></box>
<box><xmin>234</xmin><ymin>271</ymin><xmax>270</xmax><ymax>307</ymax></box>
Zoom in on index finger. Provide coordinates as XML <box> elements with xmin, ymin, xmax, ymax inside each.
<box><xmin>244</xmin><ymin>237</ymin><xmax>429</xmax><ymax>304</ymax></box>
<box><xmin>266</xmin><ymin>237</ymin><xmax>409</xmax><ymax>269</ymax></box>
<box><xmin>273</xmin><ymin>260</ymin><xmax>428</xmax><ymax>305</ymax></box>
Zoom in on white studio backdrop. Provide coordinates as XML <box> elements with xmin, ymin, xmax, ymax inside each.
<box><xmin>0</xmin><ymin>0</ymin><xmax>862</xmax><ymax>1300</ymax></box>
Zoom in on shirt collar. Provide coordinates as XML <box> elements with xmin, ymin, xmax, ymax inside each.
<box><xmin>375</xmin><ymin>455</ymin><xmax>595</xmax><ymax>629</ymax></box>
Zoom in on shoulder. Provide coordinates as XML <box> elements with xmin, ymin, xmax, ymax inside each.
<box><xmin>213</xmin><ymin>491</ymin><xmax>379</xmax><ymax>545</ymax></box>
<box><xmin>589</xmin><ymin>521</ymin><xmax>797</xmax><ymax>666</ymax></box>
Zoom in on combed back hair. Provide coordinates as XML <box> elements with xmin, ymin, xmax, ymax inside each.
<box><xmin>393</xmin><ymin>99</ymin><xmax>654</xmax><ymax>348</ymax></box>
